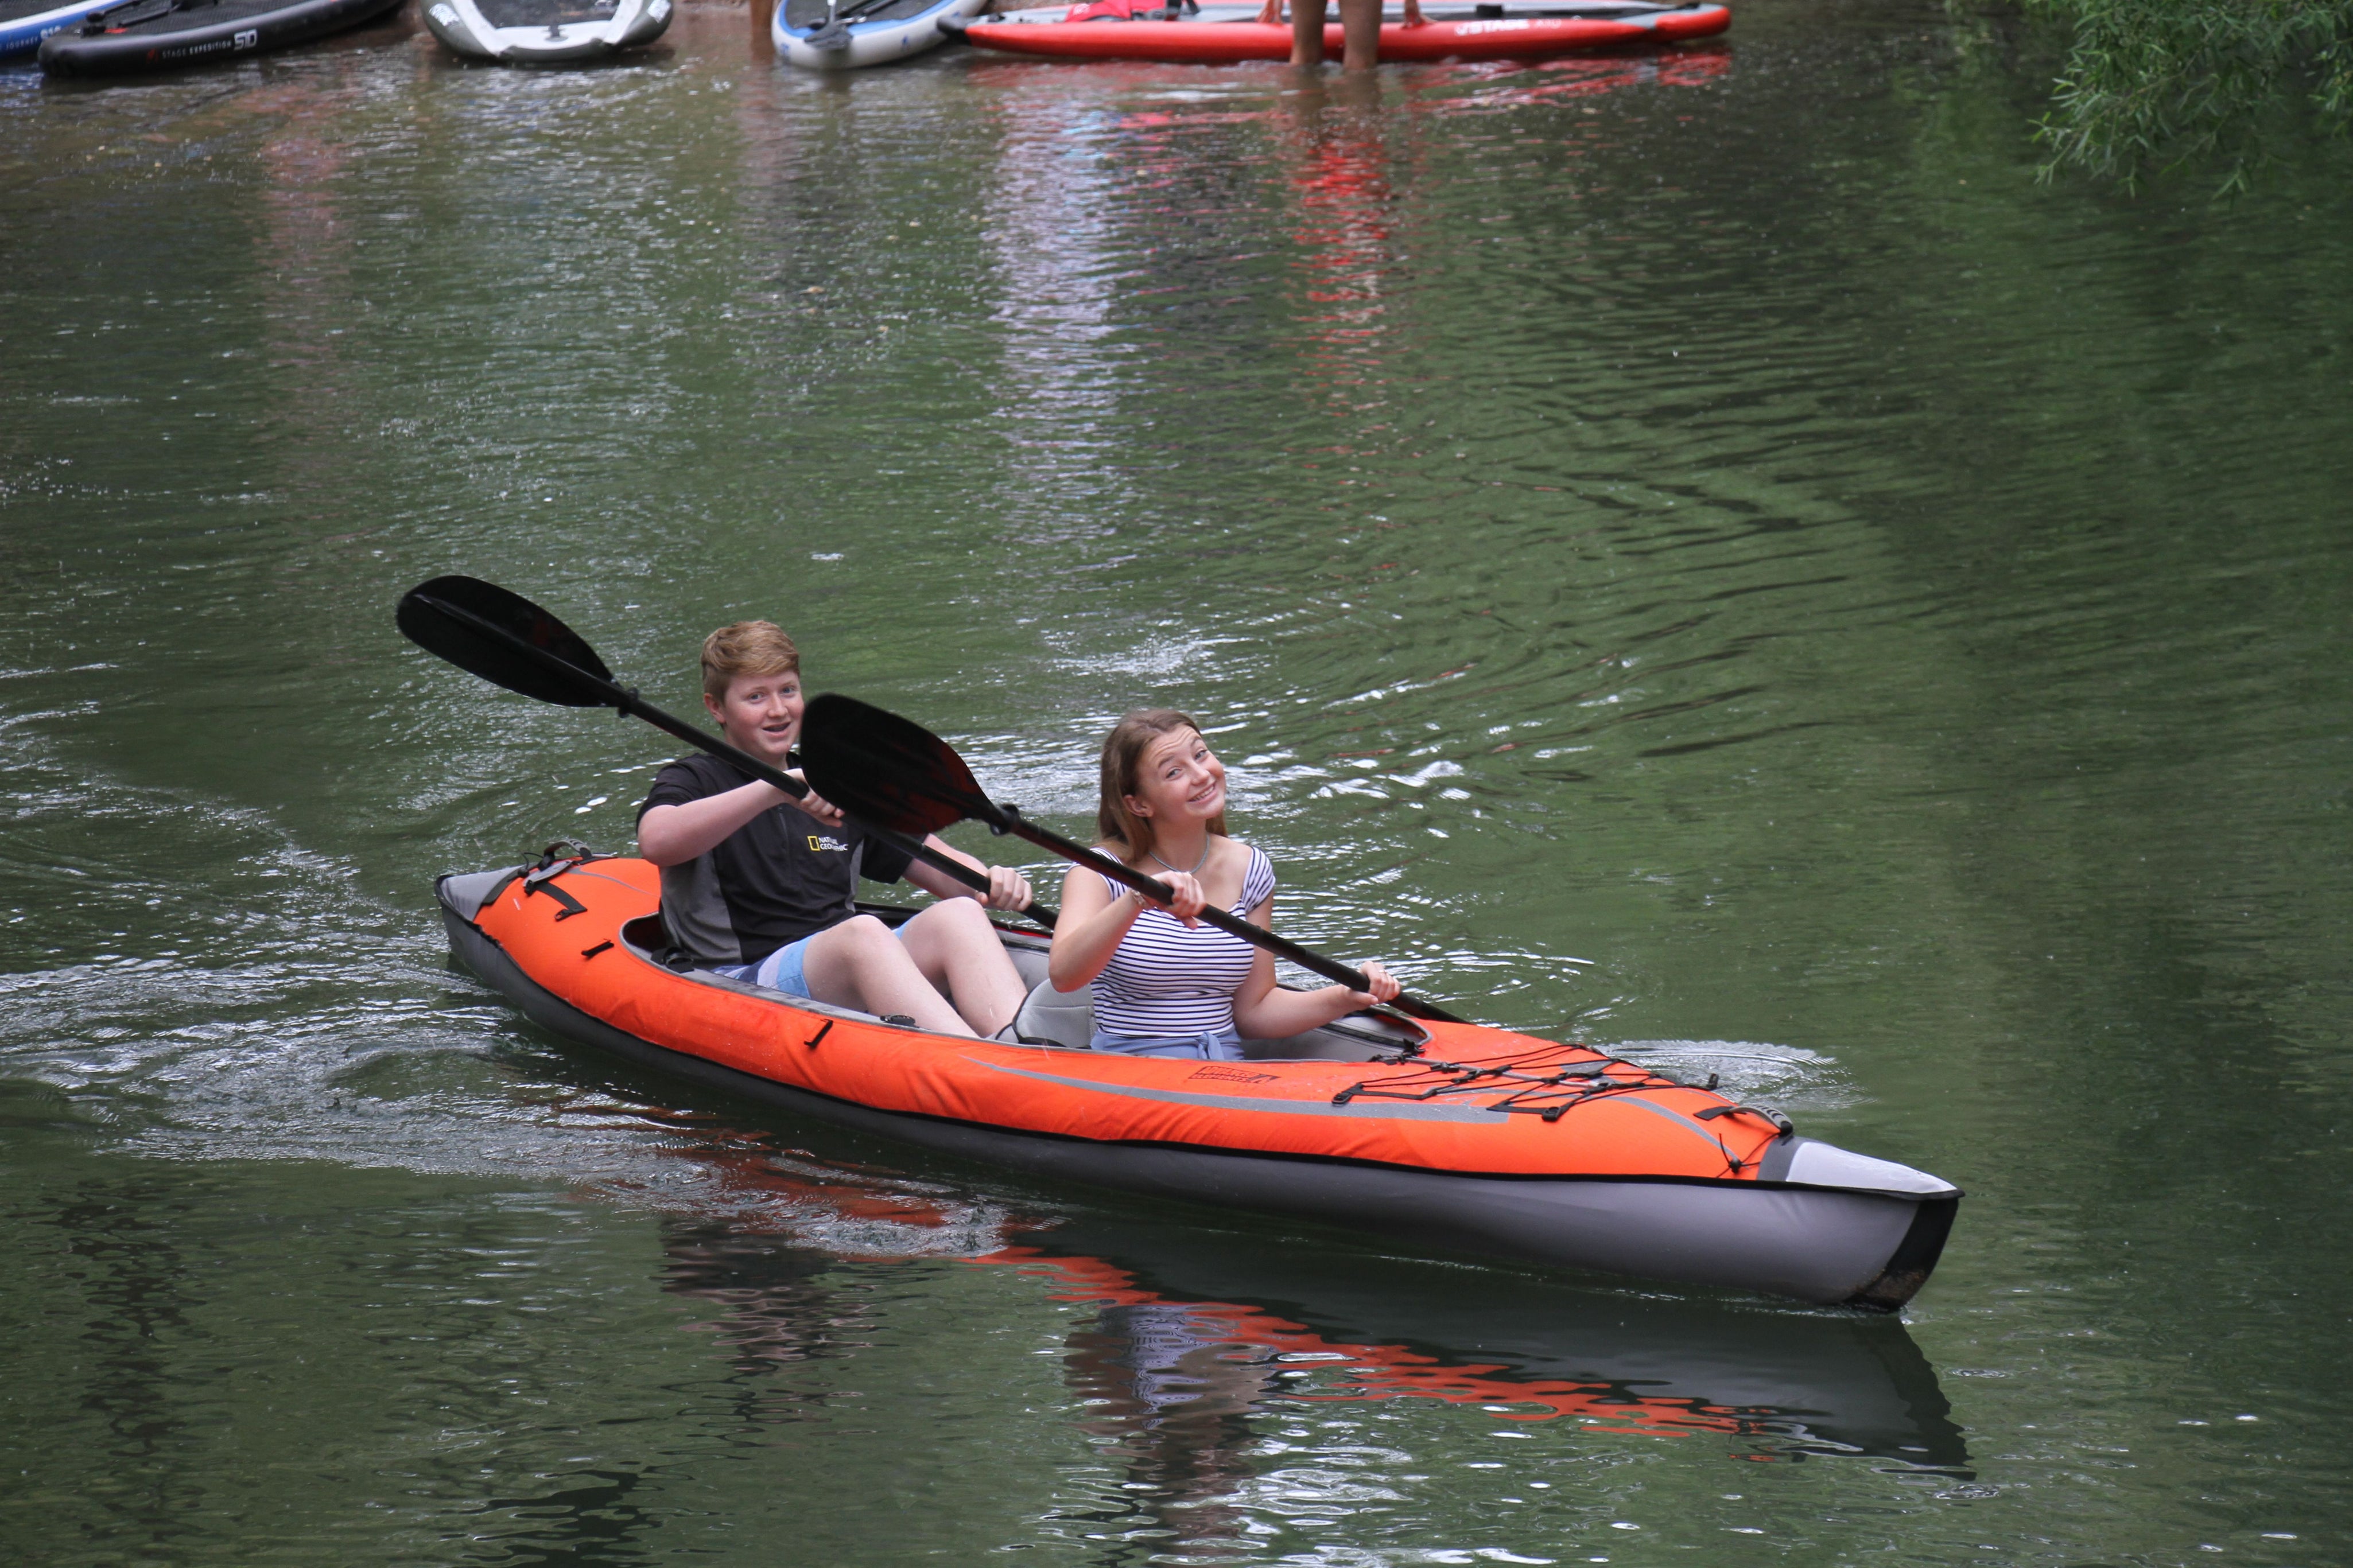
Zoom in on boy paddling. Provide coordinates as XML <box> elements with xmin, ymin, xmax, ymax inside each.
<box><xmin>636</xmin><ymin>621</ymin><xmax>1035</xmax><ymax>1039</ymax></box>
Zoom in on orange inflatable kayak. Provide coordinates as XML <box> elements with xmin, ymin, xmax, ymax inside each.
<box><xmin>948</xmin><ymin>0</ymin><xmax>1730</xmax><ymax>65</ymax></box>
<box><xmin>438</xmin><ymin>848</ymin><xmax>1958</xmax><ymax>1308</ymax></box>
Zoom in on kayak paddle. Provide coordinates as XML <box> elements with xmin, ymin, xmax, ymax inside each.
<box><xmin>394</xmin><ymin>575</ymin><xmax>1056</xmax><ymax>930</ymax></box>
<box><xmin>797</xmin><ymin>693</ymin><xmax>1463</xmax><ymax>1024</ymax></box>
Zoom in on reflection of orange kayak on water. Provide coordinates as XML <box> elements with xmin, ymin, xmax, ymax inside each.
<box><xmin>440</xmin><ymin>850</ymin><xmax>1958</xmax><ymax>1309</ymax></box>
<box><xmin>972</xmin><ymin>1239</ymin><xmax>1966</xmax><ymax>1464</ymax></box>
<box><xmin>948</xmin><ymin>0</ymin><xmax>1730</xmax><ymax>64</ymax></box>
<box><xmin>639</xmin><ymin>1149</ymin><xmax>1966</xmax><ymax>1466</ymax></box>
<box><xmin>989</xmin><ymin>1248</ymin><xmax>1822</xmax><ymax>1437</ymax></box>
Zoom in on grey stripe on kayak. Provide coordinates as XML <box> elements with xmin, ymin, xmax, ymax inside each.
<box><xmin>975</xmin><ymin>1057</ymin><xmax>1502</xmax><ymax>1122</ymax></box>
<box><xmin>1606</xmin><ymin>1090</ymin><xmax>1744</xmax><ymax>1150</ymax></box>
<box><xmin>976</xmin><ymin>1056</ymin><xmax>1726</xmax><ymax>1152</ymax></box>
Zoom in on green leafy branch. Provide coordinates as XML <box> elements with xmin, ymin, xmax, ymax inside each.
<box><xmin>2023</xmin><ymin>0</ymin><xmax>2353</xmax><ymax>191</ymax></box>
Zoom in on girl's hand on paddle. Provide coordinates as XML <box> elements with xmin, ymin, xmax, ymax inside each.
<box><xmin>1152</xmin><ymin>870</ymin><xmax>1207</xmax><ymax>927</ymax></box>
<box><xmin>1346</xmin><ymin>960</ymin><xmax>1400</xmax><ymax>1008</ymax></box>
<box><xmin>982</xmin><ymin>866</ymin><xmax>1033</xmax><ymax>911</ymax></box>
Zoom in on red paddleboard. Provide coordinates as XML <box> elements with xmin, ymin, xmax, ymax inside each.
<box><xmin>952</xmin><ymin>0</ymin><xmax>1729</xmax><ymax>64</ymax></box>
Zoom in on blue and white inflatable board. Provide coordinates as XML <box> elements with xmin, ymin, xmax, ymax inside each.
<box><xmin>1</xmin><ymin>0</ymin><xmax>117</xmax><ymax>57</ymax></box>
<box><xmin>772</xmin><ymin>0</ymin><xmax>988</xmax><ymax>70</ymax></box>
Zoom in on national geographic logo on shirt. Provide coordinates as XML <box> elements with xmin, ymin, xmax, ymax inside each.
<box><xmin>807</xmin><ymin>834</ymin><xmax>849</xmax><ymax>854</ymax></box>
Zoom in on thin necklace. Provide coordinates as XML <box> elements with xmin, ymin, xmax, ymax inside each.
<box><xmin>1148</xmin><ymin>836</ymin><xmax>1212</xmax><ymax>876</ymax></box>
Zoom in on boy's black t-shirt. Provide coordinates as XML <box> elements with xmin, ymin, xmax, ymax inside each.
<box><xmin>637</xmin><ymin>752</ymin><xmax>916</xmax><ymax>967</ymax></box>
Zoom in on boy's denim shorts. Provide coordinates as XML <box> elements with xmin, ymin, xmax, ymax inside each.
<box><xmin>725</xmin><ymin>924</ymin><xmax>910</xmax><ymax>999</ymax></box>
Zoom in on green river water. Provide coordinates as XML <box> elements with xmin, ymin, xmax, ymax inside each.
<box><xmin>3</xmin><ymin>5</ymin><xmax>2350</xmax><ymax>1563</ymax></box>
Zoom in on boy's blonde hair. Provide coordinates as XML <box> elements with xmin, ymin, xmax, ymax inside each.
<box><xmin>701</xmin><ymin>621</ymin><xmax>800</xmax><ymax>703</ymax></box>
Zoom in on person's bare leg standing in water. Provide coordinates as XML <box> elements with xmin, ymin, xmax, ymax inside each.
<box><xmin>1260</xmin><ymin>0</ymin><xmax>1419</xmax><ymax>69</ymax></box>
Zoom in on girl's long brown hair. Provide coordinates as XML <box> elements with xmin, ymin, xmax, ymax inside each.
<box><xmin>1096</xmin><ymin>709</ymin><xmax>1228</xmax><ymax>863</ymax></box>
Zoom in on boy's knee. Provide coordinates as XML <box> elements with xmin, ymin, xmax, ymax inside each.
<box><xmin>935</xmin><ymin>900</ymin><xmax>1011</xmax><ymax>954</ymax></box>
<box><xmin>934</xmin><ymin>898</ymin><xmax>993</xmax><ymax>929</ymax></box>
<box><xmin>837</xmin><ymin>913</ymin><xmax>897</xmax><ymax>950</ymax></box>
<box><xmin>907</xmin><ymin>898</ymin><xmax>990</xmax><ymax>940</ymax></box>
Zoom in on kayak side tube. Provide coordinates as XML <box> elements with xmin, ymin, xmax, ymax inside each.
<box><xmin>438</xmin><ymin>869</ymin><xmax>1959</xmax><ymax>1310</ymax></box>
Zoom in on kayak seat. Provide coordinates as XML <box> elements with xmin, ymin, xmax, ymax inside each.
<box><xmin>999</xmin><ymin>940</ymin><xmax>1052</xmax><ymax>991</ymax></box>
<box><xmin>1241</xmin><ymin>1021</ymin><xmax>1408</xmax><ymax>1063</ymax></box>
<box><xmin>1012</xmin><ymin>979</ymin><xmax>1096</xmax><ymax>1050</ymax></box>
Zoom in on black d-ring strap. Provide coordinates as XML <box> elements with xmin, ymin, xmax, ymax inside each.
<box><xmin>523</xmin><ymin>876</ymin><xmax>588</xmax><ymax>920</ymax></box>
<box><xmin>522</xmin><ymin>850</ymin><xmax>594</xmax><ymax>921</ymax></box>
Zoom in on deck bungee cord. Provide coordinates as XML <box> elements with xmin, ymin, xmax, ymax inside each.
<box><xmin>1329</xmin><ymin>1047</ymin><xmax>1793</xmax><ymax>1174</ymax></box>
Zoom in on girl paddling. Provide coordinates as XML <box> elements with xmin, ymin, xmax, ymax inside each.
<box><xmin>1047</xmin><ymin>708</ymin><xmax>1400</xmax><ymax>1059</ymax></box>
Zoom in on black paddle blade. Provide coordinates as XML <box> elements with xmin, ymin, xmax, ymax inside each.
<box><xmin>799</xmin><ymin>694</ymin><xmax>987</xmax><ymax>838</ymax></box>
<box><xmin>397</xmin><ymin>575</ymin><xmax>616</xmax><ymax>707</ymax></box>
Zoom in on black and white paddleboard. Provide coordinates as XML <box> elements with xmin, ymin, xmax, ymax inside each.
<box><xmin>422</xmin><ymin>0</ymin><xmax>670</xmax><ymax>63</ymax></box>
<box><xmin>38</xmin><ymin>0</ymin><xmax>402</xmax><ymax>75</ymax></box>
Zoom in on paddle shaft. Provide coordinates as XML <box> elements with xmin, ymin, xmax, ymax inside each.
<box><xmin>410</xmin><ymin>592</ymin><xmax>1057</xmax><ymax>931</ymax></box>
<box><xmin>974</xmin><ymin>804</ymin><xmax>1463</xmax><ymax>1025</ymax></box>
